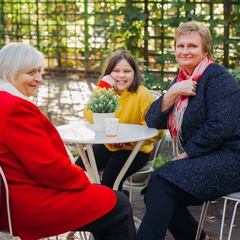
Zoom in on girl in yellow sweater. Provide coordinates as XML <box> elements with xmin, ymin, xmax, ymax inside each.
<box><xmin>75</xmin><ymin>50</ymin><xmax>164</xmax><ymax>191</ymax></box>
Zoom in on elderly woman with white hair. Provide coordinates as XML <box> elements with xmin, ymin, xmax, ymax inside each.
<box><xmin>0</xmin><ymin>42</ymin><xmax>136</xmax><ymax>240</ymax></box>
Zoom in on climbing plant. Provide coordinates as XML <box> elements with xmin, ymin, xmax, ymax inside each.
<box><xmin>0</xmin><ymin>0</ymin><xmax>239</xmax><ymax>90</ymax></box>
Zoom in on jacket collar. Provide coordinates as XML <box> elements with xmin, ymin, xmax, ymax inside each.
<box><xmin>0</xmin><ymin>78</ymin><xmax>32</xmax><ymax>102</ymax></box>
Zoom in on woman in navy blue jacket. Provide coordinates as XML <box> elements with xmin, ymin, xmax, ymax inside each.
<box><xmin>137</xmin><ymin>21</ymin><xmax>240</xmax><ymax>240</ymax></box>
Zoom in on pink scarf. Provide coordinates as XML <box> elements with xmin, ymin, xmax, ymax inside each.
<box><xmin>167</xmin><ymin>57</ymin><xmax>213</xmax><ymax>155</ymax></box>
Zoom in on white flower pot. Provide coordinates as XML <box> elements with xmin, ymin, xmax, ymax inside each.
<box><xmin>92</xmin><ymin>112</ymin><xmax>115</xmax><ymax>131</ymax></box>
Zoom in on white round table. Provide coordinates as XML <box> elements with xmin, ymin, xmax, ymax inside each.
<box><xmin>57</xmin><ymin>122</ymin><xmax>158</xmax><ymax>190</ymax></box>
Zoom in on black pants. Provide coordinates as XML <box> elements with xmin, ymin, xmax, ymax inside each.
<box><xmin>76</xmin><ymin>191</ymin><xmax>136</xmax><ymax>240</ymax></box>
<box><xmin>75</xmin><ymin>144</ymin><xmax>150</xmax><ymax>190</ymax></box>
<box><xmin>136</xmin><ymin>171</ymin><xmax>207</xmax><ymax>240</ymax></box>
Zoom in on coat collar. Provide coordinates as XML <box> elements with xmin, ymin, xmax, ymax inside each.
<box><xmin>0</xmin><ymin>78</ymin><xmax>32</xmax><ymax>102</ymax></box>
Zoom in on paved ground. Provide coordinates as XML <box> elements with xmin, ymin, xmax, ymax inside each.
<box><xmin>1</xmin><ymin>78</ymin><xmax>240</xmax><ymax>239</ymax></box>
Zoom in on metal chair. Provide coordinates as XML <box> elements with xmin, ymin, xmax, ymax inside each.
<box><xmin>66</xmin><ymin>231</ymin><xmax>92</xmax><ymax>240</ymax></box>
<box><xmin>195</xmin><ymin>200</ymin><xmax>210</xmax><ymax>240</ymax></box>
<box><xmin>0</xmin><ymin>166</ymin><xmax>13</xmax><ymax>237</ymax></box>
<box><xmin>65</xmin><ymin>146</ymin><xmax>93</xmax><ymax>240</ymax></box>
<box><xmin>123</xmin><ymin>90</ymin><xmax>165</xmax><ymax>202</ymax></box>
<box><xmin>124</xmin><ymin>132</ymin><xmax>166</xmax><ymax>202</ymax></box>
<box><xmin>195</xmin><ymin>193</ymin><xmax>240</xmax><ymax>240</ymax></box>
<box><xmin>0</xmin><ymin>166</ymin><xmax>61</xmax><ymax>240</ymax></box>
<box><xmin>219</xmin><ymin>192</ymin><xmax>240</xmax><ymax>240</ymax></box>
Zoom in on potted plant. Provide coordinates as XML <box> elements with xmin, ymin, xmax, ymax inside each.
<box><xmin>86</xmin><ymin>87</ymin><xmax>120</xmax><ymax>131</ymax></box>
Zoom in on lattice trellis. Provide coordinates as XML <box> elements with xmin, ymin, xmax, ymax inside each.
<box><xmin>0</xmin><ymin>0</ymin><xmax>239</xmax><ymax>87</ymax></box>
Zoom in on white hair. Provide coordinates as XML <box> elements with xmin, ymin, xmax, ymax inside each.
<box><xmin>0</xmin><ymin>42</ymin><xmax>45</xmax><ymax>82</ymax></box>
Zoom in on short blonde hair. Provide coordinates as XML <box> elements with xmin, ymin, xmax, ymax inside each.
<box><xmin>174</xmin><ymin>21</ymin><xmax>213</xmax><ymax>59</ymax></box>
<box><xmin>0</xmin><ymin>42</ymin><xmax>45</xmax><ymax>82</ymax></box>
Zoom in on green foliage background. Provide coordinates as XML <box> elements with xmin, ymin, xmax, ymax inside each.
<box><xmin>0</xmin><ymin>0</ymin><xmax>239</xmax><ymax>90</ymax></box>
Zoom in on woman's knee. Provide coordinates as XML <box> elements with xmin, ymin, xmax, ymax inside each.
<box><xmin>146</xmin><ymin>170</ymin><xmax>163</xmax><ymax>191</ymax></box>
<box><xmin>114</xmin><ymin>191</ymin><xmax>133</xmax><ymax>216</ymax></box>
<box><xmin>144</xmin><ymin>172</ymin><xmax>175</xmax><ymax>204</ymax></box>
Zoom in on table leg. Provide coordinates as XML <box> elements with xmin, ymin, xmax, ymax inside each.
<box><xmin>76</xmin><ymin>143</ymin><xmax>100</xmax><ymax>184</ymax></box>
<box><xmin>113</xmin><ymin>140</ymin><xmax>144</xmax><ymax>190</ymax></box>
<box><xmin>85</xmin><ymin>144</ymin><xmax>101</xmax><ymax>184</ymax></box>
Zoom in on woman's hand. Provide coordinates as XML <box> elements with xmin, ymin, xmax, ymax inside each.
<box><xmin>173</xmin><ymin>79</ymin><xmax>197</xmax><ymax>97</ymax></box>
<box><xmin>174</xmin><ymin>152</ymin><xmax>188</xmax><ymax>160</ymax></box>
<box><xmin>161</xmin><ymin>80</ymin><xmax>197</xmax><ymax>111</ymax></box>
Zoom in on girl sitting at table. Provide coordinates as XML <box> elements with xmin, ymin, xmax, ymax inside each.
<box><xmin>75</xmin><ymin>49</ymin><xmax>164</xmax><ymax>192</ymax></box>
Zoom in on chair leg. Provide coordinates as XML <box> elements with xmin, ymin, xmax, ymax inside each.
<box><xmin>129</xmin><ymin>176</ymin><xmax>133</xmax><ymax>203</ymax></box>
<box><xmin>66</xmin><ymin>231</ymin><xmax>76</xmax><ymax>239</ymax></box>
<box><xmin>219</xmin><ymin>198</ymin><xmax>228</xmax><ymax>240</ymax></box>
<box><xmin>227</xmin><ymin>201</ymin><xmax>240</xmax><ymax>240</ymax></box>
<box><xmin>195</xmin><ymin>201</ymin><xmax>210</xmax><ymax>240</ymax></box>
<box><xmin>0</xmin><ymin>167</ymin><xmax>13</xmax><ymax>236</ymax></box>
<box><xmin>66</xmin><ymin>231</ymin><xmax>91</xmax><ymax>240</ymax></box>
<box><xmin>220</xmin><ymin>198</ymin><xmax>240</xmax><ymax>240</ymax></box>
<box><xmin>79</xmin><ymin>231</ymin><xmax>91</xmax><ymax>240</ymax></box>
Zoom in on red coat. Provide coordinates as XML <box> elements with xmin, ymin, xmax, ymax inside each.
<box><xmin>0</xmin><ymin>91</ymin><xmax>117</xmax><ymax>240</ymax></box>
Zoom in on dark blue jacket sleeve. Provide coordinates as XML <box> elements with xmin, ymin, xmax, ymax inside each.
<box><xmin>145</xmin><ymin>96</ymin><xmax>173</xmax><ymax>129</ymax></box>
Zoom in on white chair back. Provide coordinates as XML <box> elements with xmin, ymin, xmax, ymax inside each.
<box><xmin>65</xmin><ymin>145</ymin><xmax>76</xmax><ymax>163</ymax></box>
<box><xmin>0</xmin><ymin>166</ymin><xmax>13</xmax><ymax>236</ymax></box>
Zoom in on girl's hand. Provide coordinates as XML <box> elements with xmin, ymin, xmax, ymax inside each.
<box><xmin>102</xmin><ymin>75</ymin><xmax>115</xmax><ymax>87</ymax></box>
